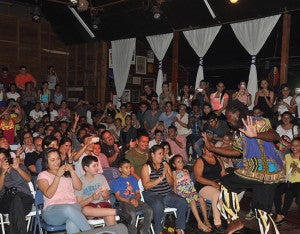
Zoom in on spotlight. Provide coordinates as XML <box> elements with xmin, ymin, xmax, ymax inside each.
<box><xmin>91</xmin><ymin>16</ymin><xmax>101</xmax><ymax>30</ymax></box>
<box><xmin>32</xmin><ymin>5</ymin><xmax>41</xmax><ymax>23</ymax></box>
<box><xmin>229</xmin><ymin>0</ymin><xmax>239</xmax><ymax>4</ymax></box>
<box><xmin>90</xmin><ymin>8</ymin><xmax>101</xmax><ymax>30</ymax></box>
<box><xmin>151</xmin><ymin>5</ymin><xmax>162</xmax><ymax>20</ymax></box>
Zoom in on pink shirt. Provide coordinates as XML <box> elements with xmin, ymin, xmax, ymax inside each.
<box><xmin>37</xmin><ymin>171</ymin><xmax>77</xmax><ymax>209</ymax></box>
<box><xmin>210</xmin><ymin>92</ymin><xmax>229</xmax><ymax>112</ymax></box>
<box><xmin>166</xmin><ymin>134</ymin><xmax>188</xmax><ymax>162</ymax></box>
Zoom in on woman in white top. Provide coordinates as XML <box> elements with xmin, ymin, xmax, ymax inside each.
<box><xmin>177</xmin><ymin>85</ymin><xmax>193</xmax><ymax>111</ymax></box>
<box><xmin>276</xmin><ymin>111</ymin><xmax>298</xmax><ymax>140</ymax></box>
<box><xmin>273</xmin><ymin>84</ymin><xmax>295</xmax><ymax>117</ymax></box>
<box><xmin>173</xmin><ymin>104</ymin><xmax>191</xmax><ymax>137</ymax></box>
<box><xmin>291</xmin><ymin>88</ymin><xmax>300</xmax><ymax>117</ymax></box>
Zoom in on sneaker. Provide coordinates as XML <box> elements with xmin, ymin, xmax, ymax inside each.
<box><xmin>245</xmin><ymin>210</ymin><xmax>255</xmax><ymax>220</ymax></box>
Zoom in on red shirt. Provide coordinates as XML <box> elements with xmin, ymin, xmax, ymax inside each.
<box><xmin>15</xmin><ymin>73</ymin><xmax>36</xmax><ymax>90</ymax></box>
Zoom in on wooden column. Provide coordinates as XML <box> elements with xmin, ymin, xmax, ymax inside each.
<box><xmin>99</xmin><ymin>41</ymin><xmax>108</xmax><ymax>104</ymax></box>
<box><xmin>280</xmin><ymin>12</ymin><xmax>291</xmax><ymax>84</ymax></box>
<box><xmin>171</xmin><ymin>31</ymin><xmax>179</xmax><ymax>98</ymax></box>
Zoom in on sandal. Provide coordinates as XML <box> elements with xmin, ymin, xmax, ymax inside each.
<box><xmin>198</xmin><ymin>224</ymin><xmax>212</xmax><ymax>233</ymax></box>
<box><xmin>204</xmin><ymin>220</ymin><xmax>212</xmax><ymax>229</ymax></box>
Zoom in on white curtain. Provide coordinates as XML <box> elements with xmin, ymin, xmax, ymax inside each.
<box><xmin>183</xmin><ymin>26</ymin><xmax>221</xmax><ymax>88</ymax></box>
<box><xmin>231</xmin><ymin>14</ymin><xmax>281</xmax><ymax>109</ymax></box>
<box><xmin>111</xmin><ymin>38</ymin><xmax>136</xmax><ymax>106</ymax></box>
<box><xmin>146</xmin><ymin>33</ymin><xmax>173</xmax><ymax>96</ymax></box>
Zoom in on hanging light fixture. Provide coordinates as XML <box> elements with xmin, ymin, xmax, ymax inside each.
<box><xmin>32</xmin><ymin>0</ymin><xmax>41</xmax><ymax>23</ymax></box>
<box><xmin>77</xmin><ymin>0</ymin><xmax>89</xmax><ymax>12</ymax></box>
<box><xmin>229</xmin><ymin>0</ymin><xmax>239</xmax><ymax>4</ymax></box>
<box><xmin>90</xmin><ymin>8</ymin><xmax>101</xmax><ymax>30</ymax></box>
<box><xmin>151</xmin><ymin>5</ymin><xmax>162</xmax><ymax>20</ymax></box>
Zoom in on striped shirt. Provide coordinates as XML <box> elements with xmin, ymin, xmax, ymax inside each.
<box><xmin>148</xmin><ymin>164</ymin><xmax>172</xmax><ymax>196</ymax></box>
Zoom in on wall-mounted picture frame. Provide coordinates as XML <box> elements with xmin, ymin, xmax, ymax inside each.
<box><xmin>131</xmin><ymin>48</ymin><xmax>136</xmax><ymax>65</ymax></box>
<box><xmin>136</xmin><ymin>56</ymin><xmax>147</xmax><ymax>74</ymax></box>
<box><xmin>142</xmin><ymin>78</ymin><xmax>156</xmax><ymax>90</ymax></box>
<box><xmin>132</xmin><ymin>90</ymin><xmax>140</xmax><ymax>103</ymax></box>
<box><xmin>147</xmin><ymin>63</ymin><xmax>154</xmax><ymax>73</ymax></box>
<box><xmin>132</xmin><ymin>76</ymin><xmax>141</xmax><ymax>85</ymax></box>
<box><xmin>147</xmin><ymin>50</ymin><xmax>154</xmax><ymax>63</ymax></box>
<box><xmin>121</xmin><ymin>89</ymin><xmax>131</xmax><ymax>103</ymax></box>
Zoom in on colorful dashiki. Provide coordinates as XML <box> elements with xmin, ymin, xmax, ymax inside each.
<box><xmin>232</xmin><ymin>117</ymin><xmax>285</xmax><ymax>183</ymax></box>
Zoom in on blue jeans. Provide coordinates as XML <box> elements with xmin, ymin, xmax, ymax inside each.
<box><xmin>186</xmin><ymin>134</ymin><xmax>203</xmax><ymax>159</ymax></box>
<box><xmin>43</xmin><ymin>203</ymin><xmax>92</xmax><ymax>234</ymax></box>
<box><xmin>143</xmin><ymin>191</ymin><xmax>188</xmax><ymax>234</ymax></box>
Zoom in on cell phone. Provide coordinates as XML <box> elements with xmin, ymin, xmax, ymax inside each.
<box><xmin>0</xmin><ymin>84</ymin><xmax>3</xmax><ymax>89</ymax></box>
<box><xmin>12</xmin><ymin>101</ymin><xmax>17</xmax><ymax>106</ymax></box>
<box><xmin>296</xmin><ymin>88</ymin><xmax>300</xmax><ymax>94</ymax></box>
<box><xmin>91</xmin><ymin>137</ymin><xmax>100</xmax><ymax>143</ymax></box>
<box><xmin>197</xmin><ymin>88</ymin><xmax>203</xmax><ymax>92</ymax></box>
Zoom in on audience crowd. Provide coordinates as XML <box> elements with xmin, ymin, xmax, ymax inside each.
<box><xmin>0</xmin><ymin>65</ymin><xmax>300</xmax><ymax>234</ymax></box>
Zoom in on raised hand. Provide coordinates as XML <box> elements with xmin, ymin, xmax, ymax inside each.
<box><xmin>74</xmin><ymin>112</ymin><xmax>80</xmax><ymax>123</ymax></box>
<box><xmin>11</xmin><ymin>157</ymin><xmax>20</xmax><ymax>170</ymax></box>
<box><xmin>239</xmin><ymin>116</ymin><xmax>257</xmax><ymax>138</ymax></box>
<box><xmin>56</xmin><ymin>165</ymin><xmax>66</xmax><ymax>177</ymax></box>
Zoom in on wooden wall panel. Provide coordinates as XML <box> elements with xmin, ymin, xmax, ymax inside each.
<box><xmin>0</xmin><ymin>16</ymin><xmax>18</xmax><ymax>42</ymax></box>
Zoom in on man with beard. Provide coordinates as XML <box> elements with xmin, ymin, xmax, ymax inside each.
<box><xmin>203</xmin><ymin>100</ymin><xmax>285</xmax><ymax>234</ymax></box>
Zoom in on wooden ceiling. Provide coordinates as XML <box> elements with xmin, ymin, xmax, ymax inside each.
<box><xmin>13</xmin><ymin>0</ymin><xmax>300</xmax><ymax>43</ymax></box>
<box><xmin>7</xmin><ymin>0</ymin><xmax>300</xmax><ymax>87</ymax></box>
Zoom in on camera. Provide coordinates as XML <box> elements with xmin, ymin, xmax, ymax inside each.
<box><xmin>8</xmin><ymin>157</ymin><xmax>14</xmax><ymax>164</ymax></box>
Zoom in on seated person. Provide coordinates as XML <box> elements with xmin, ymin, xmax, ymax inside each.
<box><xmin>37</xmin><ymin>148</ymin><xmax>91</xmax><ymax>233</ymax></box>
<box><xmin>76</xmin><ymin>155</ymin><xmax>118</xmax><ymax>226</ymax></box>
<box><xmin>110</xmin><ymin>159</ymin><xmax>153</xmax><ymax>234</ymax></box>
<box><xmin>194</xmin><ymin>142</ymin><xmax>227</xmax><ymax>233</ymax></box>
<box><xmin>149</xmin><ymin>129</ymin><xmax>163</xmax><ymax>148</ymax></box>
<box><xmin>92</xmin><ymin>142</ymin><xmax>109</xmax><ymax>169</ymax></box>
<box><xmin>0</xmin><ymin>148</ymin><xmax>34</xmax><ymax>234</ymax></box>
<box><xmin>24</xmin><ymin>137</ymin><xmax>43</xmax><ymax>177</ymax></box>
<box><xmin>166</xmin><ymin>126</ymin><xmax>188</xmax><ymax>162</ymax></box>
<box><xmin>141</xmin><ymin>145</ymin><xmax>188</xmax><ymax>234</ymax></box>
<box><xmin>214</xmin><ymin>132</ymin><xmax>234</xmax><ymax>171</ymax></box>
<box><xmin>204</xmin><ymin>112</ymin><xmax>230</xmax><ymax>143</ymax></box>
<box><xmin>274</xmin><ymin>137</ymin><xmax>300</xmax><ymax>224</ymax></box>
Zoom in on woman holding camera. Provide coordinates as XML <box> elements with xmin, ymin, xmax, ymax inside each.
<box><xmin>273</xmin><ymin>84</ymin><xmax>295</xmax><ymax>118</ymax></box>
<box><xmin>232</xmin><ymin>81</ymin><xmax>252</xmax><ymax>107</ymax></box>
<box><xmin>0</xmin><ymin>148</ymin><xmax>33</xmax><ymax>234</ymax></box>
<box><xmin>37</xmin><ymin>148</ymin><xmax>91</xmax><ymax>234</ymax></box>
<box><xmin>254</xmin><ymin>79</ymin><xmax>275</xmax><ymax>119</ymax></box>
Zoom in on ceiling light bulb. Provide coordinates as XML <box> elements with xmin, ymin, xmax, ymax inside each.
<box><xmin>230</xmin><ymin>0</ymin><xmax>239</xmax><ymax>4</ymax></box>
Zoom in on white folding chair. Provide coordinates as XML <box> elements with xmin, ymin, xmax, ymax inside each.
<box><xmin>26</xmin><ymin>181</ymin><xmax>38</xmax><ymax>231</ymax></box>
<box><xmin>137</xmin><ymin>179</ymin><xmax>177</xmax><ymax>234</ymax></box>
<box><xmin>88</xmin><ymin>216</ymin><xmax>120</xmax><ymax>228</ymax></box>
<box><xmin>0</xmin><ymin>214</ymin><xmax>9</xmax><ymax>234</ymax></box>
